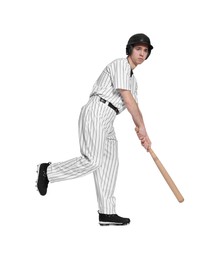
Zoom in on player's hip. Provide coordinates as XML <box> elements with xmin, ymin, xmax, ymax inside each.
<box><xmin>79</xmin><ymin>96</ymin><xmax>117</xmax><ymax>139</ymax></box>
<box><xmin>81</xmin><ymin>96</ymin><xmax>117</xmax><ymax>122</ymax></box>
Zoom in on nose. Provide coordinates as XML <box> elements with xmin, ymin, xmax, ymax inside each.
<box><xmin>140</xmin><ymin>50</ymin><xmax>145</xmax><ymax>57</ymax></box>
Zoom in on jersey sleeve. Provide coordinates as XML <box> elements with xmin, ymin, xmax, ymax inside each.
<box><xmin>111</xmin><ymin>59</ymin><xmax>132</xmax><ymax>91</ymax></box>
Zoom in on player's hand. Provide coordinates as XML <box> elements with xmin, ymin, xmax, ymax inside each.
<box><xmin>135</xmin><ymin>127</ymin><xmax>152</xmax><ymax>151</ymax></box>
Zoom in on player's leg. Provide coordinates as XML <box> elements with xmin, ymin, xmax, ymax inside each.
<box><xmin>93</xmin><ymin>128</ymin><xmax>130</xmax><ymax>225</ymax></box>
<box><xmin>93</xmin><ymin>126</ymin><xmax>119</xmax><ymax>214</ymax></box>
<box><xmin>37</xmin><ymin>101</ymin><xmax>107</xmax><ymax>195</ymax></box>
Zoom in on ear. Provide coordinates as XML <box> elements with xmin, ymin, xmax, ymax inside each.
<box><xmin>126</xmin><ymin>45</ymin><xmax>134</xmax><ymax>55</ymax></box>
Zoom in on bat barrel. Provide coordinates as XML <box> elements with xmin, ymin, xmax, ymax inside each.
<box><xmin>148</xmin><ymin>148</ymin><xmax>184</xmax><ymax>203</ymax></box>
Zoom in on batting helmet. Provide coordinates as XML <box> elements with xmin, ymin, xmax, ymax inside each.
<box><xmin>126</xmin><ymin>33</ymin><xmax>154</xmax><ymax>59</ymax></box>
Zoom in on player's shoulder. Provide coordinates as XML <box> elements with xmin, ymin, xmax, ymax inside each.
<box><xmin>106</xmin><ymin>58</ymin><xmax>130</xmax><ymax>69</ymax></box>
<box><xmin>108</xmin><ymin>58</ymin><xmax>128</xmax><ymax>65</ymax></box>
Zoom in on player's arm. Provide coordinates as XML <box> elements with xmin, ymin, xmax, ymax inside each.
<box><xmin>119</xmin><ymin>89</ymin><xmax>144</xmax><ymax>129</ymax></box>
<box><xmin>119</xmin><ymin>89</ymin><xmax>151</xmax><ymax>149</ymax></box>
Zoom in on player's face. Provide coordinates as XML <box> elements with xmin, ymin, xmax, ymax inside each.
<box><xmin>130</xmin><ymin>44</ymin><xmax>149</xmax><ymax>65</ymax></box>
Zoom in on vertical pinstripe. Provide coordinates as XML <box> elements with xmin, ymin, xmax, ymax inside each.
<box><xmin>47</xmin><ymin>96</ymin><xmax>118</xmax><ymax>214</ymax></box>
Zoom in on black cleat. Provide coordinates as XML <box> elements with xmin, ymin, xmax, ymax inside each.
<box><xmin>36</xmin><ymin>162</ymin><xmax>51</xmax><ymax>196</ymax></box>
<box><xmin>98</xmin><ymin>212</ymin><xmax>130</xmax><ymax>226</ymax></box>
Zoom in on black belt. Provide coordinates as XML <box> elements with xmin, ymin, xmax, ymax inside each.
<box><xmin>99</xmin><ymin>97</ymin><xmax>119</xmax><ymax>115</ymax></box>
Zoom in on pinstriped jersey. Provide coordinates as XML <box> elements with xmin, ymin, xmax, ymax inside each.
<box><xmin>90</xmin><ymin>58</ymin><xmax>138</xmax><ymax>113</ymax></box>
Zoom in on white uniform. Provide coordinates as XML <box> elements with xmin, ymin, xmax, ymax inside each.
<box><xmin>47</xmin><ymin>58</ymin><xmax>138</xmax><ymax>214</ymax></box>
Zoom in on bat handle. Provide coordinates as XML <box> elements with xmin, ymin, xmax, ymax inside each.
<box><xmin>148</xmin><ymin>147</ymin><xmax>156</xmax><ymax>159</ymax></box>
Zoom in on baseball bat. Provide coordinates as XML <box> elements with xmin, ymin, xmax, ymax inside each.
<box><xmin>148</xmin><ymin>147</ymin><xmax>184</xmax><ymax>203</ymax></box>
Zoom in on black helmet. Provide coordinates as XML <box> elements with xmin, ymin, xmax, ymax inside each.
<box><xmin>126</xmin><ymin>33</ymin><xmax>154</xmax><ymax>59</ymax></box>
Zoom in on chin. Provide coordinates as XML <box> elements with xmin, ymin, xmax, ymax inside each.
<box><xmin>137</xmin><ymin>60</ymin><xmax>144</xmax><ymax>65</ymax></box>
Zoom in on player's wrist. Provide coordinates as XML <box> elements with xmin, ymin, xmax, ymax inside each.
<box><xmin>138</xmin><ymin>126</ymin><xmax>147</xmax><ymax>135</ymax></box>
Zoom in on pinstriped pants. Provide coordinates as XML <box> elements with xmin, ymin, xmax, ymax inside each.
<box><xmin>47</xmin><ymin>96</ymin><xmax>119</xmax><ymax>214</ymax></box>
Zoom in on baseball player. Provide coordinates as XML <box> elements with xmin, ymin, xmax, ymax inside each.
<box><xmin>36</xmin><ymin>33</ymin><xmax>153</xmax><ymax>226</ymax></box>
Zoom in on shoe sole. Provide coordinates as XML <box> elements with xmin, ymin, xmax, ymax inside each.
<box><xmin>99</xmin><ymin>222</ymin><xmax>130</xmax><ymax>226</ymax></box>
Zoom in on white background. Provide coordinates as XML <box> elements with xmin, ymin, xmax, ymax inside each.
<box><xmin>1</xmin><ymin>0</ymin><xmax>217</xmax><ymax>259</ymax></box>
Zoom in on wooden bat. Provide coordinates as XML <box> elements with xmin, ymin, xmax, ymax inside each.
<box><xmin>148</xmin><ymin>147</ymin><xmax>184</xmax><ymax>203</ymax></box>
